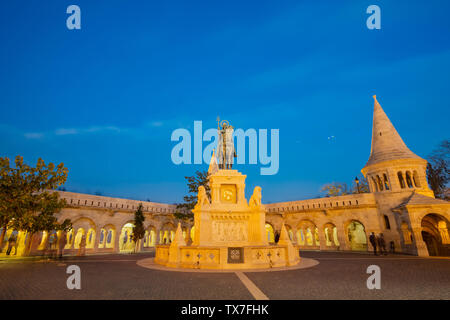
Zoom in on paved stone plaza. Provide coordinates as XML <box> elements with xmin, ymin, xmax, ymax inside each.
<box><xmin>1</xmin><ymin>251</ymin><xmax>449</xmax><ymax>300</ymax></box>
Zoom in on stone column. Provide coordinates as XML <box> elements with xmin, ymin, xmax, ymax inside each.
<box><xmin>438</xmin><ymin>223</ymin><xmax>450</xmax><ymax>244</ymax></box>
<box><xmin>412</xmin><ymin>227</ymin><xmax>429</xmax><ymax>257</ymax></box>
<box><xmin>291</xmin><ymin>227</ymin><xmax>298</xmax><ymax>245</ymax></box>
<box><xmin>318</xmin><ymin>228</ymin><xmax>327</xmax><ymax>251</ymax></box>
<box><xmin>157</xmin><ymin>229</ymin><xmax>163</xmax><ymax>244</ymax></box>
<box><xmin>93</xmin><ymin>228</ymin><xmax>101</xmax><ymax>253</ymax></box>
<box><xmin>114</xmin><ymin>230</ymin><xmax>121</xmax><ymax>253</ymax></box>
<box><xmin>337</xmin><ymin>227</ymin><xmax>350</xmax><ymax>251</ymax></box>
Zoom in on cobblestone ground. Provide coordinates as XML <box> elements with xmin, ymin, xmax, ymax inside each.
<box><xmin>0</xmin><ymin>251</ymin><xmax>449</xmax><ymax>300</ymax></box>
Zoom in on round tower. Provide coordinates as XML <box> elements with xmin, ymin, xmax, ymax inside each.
<box><xmin>361</xmin><ymin>95</ymin><xmax>434</xmax><ymax>197</ymax></box>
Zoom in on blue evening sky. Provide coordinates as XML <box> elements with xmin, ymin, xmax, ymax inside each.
<box><xmin>1</xmin><ymin>1</ymin><xmax>449</xmax><ymax>203</ymax></box>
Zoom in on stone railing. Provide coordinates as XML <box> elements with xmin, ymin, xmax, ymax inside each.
<box><xmin>56</xmin><ymin>191</ymin><xmax>179</xmax><ymax>214</ymax></box>
<box><xmin>264</xmin><ymin>192</ymin><xmax>376</xmax><ymax>213</ymax></box>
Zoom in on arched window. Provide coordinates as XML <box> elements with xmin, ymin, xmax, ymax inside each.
<box><xmin>296</xmin><ymin>229</ymin><xmax>305</xmax><ymax>246</ymax></box>
<box><xmin>398</xmin><ymin>172</ymin><xmax>406</xmax><ymax>189</ymax></box>
<box><xmin>383</xmin><ymin>174</ymin><xmax>390</xmax><ymax>190</ymax></box>
<box><xmin>315</xmin><ymin>228</ymin><xmax>320</xmax><ymax>245</ymax></box>
<box><xmin>107</xmin><ymin>230</ymin><xmax>112</xmax><ymax>244</ymax></box>
<box><xmin>305</xmin><ymin>228</ymin><xmax>313</xmax><ymax>246</ymax></box>
<box><xmin>383</xmin><ymin>215</ymin><xmax>391</xmax><ymax>230</ymax></box>
<box><xmin>99</xmin><ymin>229</ymin><xmax>105</xmax><ymax>243</ymax></box>
<box><xmin>347</xmin><ymin>221</ymin><xmax>367</xmax><ymax>251</ymax></box>
<box><xmin>372</xmin><ymin>177</ymin><xmax>379</xmax><ymax>192</ymax></box>
<box><xmin>376</xmin><ymin>175</ymin><xmax>384</xmax><ymax>191</ymax></box>
<box><xmin>265</xmin><ymin>224</ymin><xmax>274</xmax><ymax>243</ymax></box>
<box><xmin>405</xmin><ymin>171</ymin><xmax>413</xmax><ymax>188</ymax></box>
<box><xmin>288</xmin><ymin>230</ymin><xmax>294</xmax><ymax>241</ymax></box>
<box><xmin>413</xmin><ymin>171</ymin><xmax>421</xmax><ymax>187</ymax></box>
<box><xmin>143</xmin><ymin>230</ymin><xmax>149</xmax><ymax>247</ymax></box>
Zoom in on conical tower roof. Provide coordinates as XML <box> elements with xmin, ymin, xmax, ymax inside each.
<box><xmin>207</xmin><ymin>149</ymin><xmax>219</xmax><ymax>175</ymax></box>
<box><xmin>364</xmin><ymin>95</ymin><xmax>421</xmax><ymax>167</ymax></box>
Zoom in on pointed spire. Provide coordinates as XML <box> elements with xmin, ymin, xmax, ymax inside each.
<box><xmin>277</xmin><ymin>224</ymin><xmax>292</xmax><ymax>245</ymax></box>
<box><xmin>207</xmin><ymin>148</ymin><xmax>219</xmax><ymax>176</ymax></box>
<box><xmin>170</xmin><ymin>223</ymin><xmax>186</xmax><ymax>247</ymax></box>
<box><xmin>365</xmin><ymin>95</ymin><xmax>421</xmax><ymax>167</ymax></box>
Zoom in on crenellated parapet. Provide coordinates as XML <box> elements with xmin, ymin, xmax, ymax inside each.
<box><xmin>56</xmin><ymin>191</ymin><xmax>178</xmax><ymax>214</ymax></box>
<box><xmin>264</xmin><ymin>193</ymin><xmax>376</xmax><ymax>214</ymax></box>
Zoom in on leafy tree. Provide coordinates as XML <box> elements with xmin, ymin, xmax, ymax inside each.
<box><xmin>175</xmin><ymin>170</ymin><xmax>210</xmax><ymax>220</ymax></box>
<box><xmin>427</xmin><ymin>140</ymin><xmax>449</xmax><ymax>199</ymax></box>
<box><xmin>321</xmin><ymin>182</ymin><xmax>350</xmax><ymax>197</ymax></box>
<box><xmin>131</xmin><ymin>203</ymin><xmax>145</xmax><ymax>253</ymax></box>
<box><xmin>0</xmin><ymin>156</ymin><xmax>71</xmax><ymax>255</ymax></box>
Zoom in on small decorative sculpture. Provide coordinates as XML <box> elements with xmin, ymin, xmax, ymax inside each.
<box><xmin>249</xmin><ymin>186</ymin><xmax>262</xmax><ymax>208</ymax></box>
<box><xmin>196</xmin><ymin>185</ymin><xmax>210</xmax><ymax>207</ymax></box>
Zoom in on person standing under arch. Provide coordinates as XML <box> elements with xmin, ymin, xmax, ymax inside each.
<box><xmin>369</xmin><ymin>232</ymin><xmax>378</xmax><ymax>256</ymax></box>
<box><xmin>78</xmin><ymin>234</ymin><xmax>86</xmax><ymax>256</ymax></box>
<box><xmin>6</xmin><ymin>232</ymin><xmax>17</xmax><ymax>256</ymax></box>
<box><xmin>378</xmin><ymin>233</ymin><xmax>387</xmax><ymax>255</ymax></box>
<box><xmin>58</xmin><ymin>232</ymin><xmax>67</xmax><ymax>259</ymax></box>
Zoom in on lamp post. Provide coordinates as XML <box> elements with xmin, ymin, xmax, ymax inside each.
<box><xmin>355</xmin><ymin>176</ymin><xmax>360</xmax><ymax>194</ymax></box>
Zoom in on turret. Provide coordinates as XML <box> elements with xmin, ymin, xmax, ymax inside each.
<box><xmin>361</xmin><ymin>96</ymin><xmax>434</xmax><ymax>197</ymax></box>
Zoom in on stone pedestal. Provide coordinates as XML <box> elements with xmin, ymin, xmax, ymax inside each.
<box><xmin>156</xmin><ymin>169</ymin><xmax>300</xmax><ymax>269</ymax></box>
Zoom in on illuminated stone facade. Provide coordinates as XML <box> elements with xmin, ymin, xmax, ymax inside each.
<box><xmin>1</xmin><ymin>96</ymin><xmax>449</xmax><ymax>258</ymax></box>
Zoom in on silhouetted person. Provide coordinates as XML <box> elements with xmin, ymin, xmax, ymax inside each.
<box><xmin>274</xmin><ymin>231</ymin><xmax>280</xmax><ymax>243</ymax></box>
<box><xmin>369</xmin><ymin>232</ymin><xmax>378</xmax><ymax>255</ymax></box>
<box><xmin>378</xmin><ymin>233</ymin><xmax>387</xmax><ymax>255</ymax></box>
<box><xmin>390</xmin><ymin>240</ymin><xmax>395</xmax><ymax>253</ymax></box>
<box><xmin>58</xmin><ymin>232</ymin><xmax>67</xmax><ymax>259</ymax></box>
<box><xmin>77</xmin><ymin>235</ymin><xmax>86</xmax><ymax>256</ymax></box>
<box><xmin>47</xmin><ymin>232</ymin><xmax>57</xmax><ymax>258</ymax></box>
<box><xmin>6</xmin><ymin>233</ymin><xmax>17</xmax><ymax>256</ymax></box>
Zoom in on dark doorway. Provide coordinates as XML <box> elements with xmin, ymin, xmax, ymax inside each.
<box><xmin>421</xmin><ymin>231</ymin><xmax>439</xmax><ymax>256</ymax></box>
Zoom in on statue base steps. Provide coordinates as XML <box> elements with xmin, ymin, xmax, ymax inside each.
<box><xmin>155</xmin><ymin>244</ymin><xmax>300</xmax><ymax>270</ymax></box>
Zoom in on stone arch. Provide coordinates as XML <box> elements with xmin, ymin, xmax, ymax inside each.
<box><xmin>86</xmin><ymin>228</ymin><xmax>96</xmax><ymax>249</ymax></box>
<box><xmin>323</xmin><ymin>222</ymin><xmax>339</xmax><ymax>246</ymax></box>
<box><xmin>297</xmin><ymin>220</ymin><xmax>318</xmax><ymax>247</ymax></box>
<box><xmin>71</xmin><ymin>217</ymin><xmax>96</xmax><ymax>250</ymax></box>
<box><xmin>98</xmin><ymin>228</ymin><xmax>107</xmax><ymax>249</ymax></box>
<box><xmin>376</xmin><ymin>175</ymin><xmax>384</xmax><ymax>191</ymax></box>
<box><xmin>296</xmin><ymin>228</ymin><xmax>305</xmax><ymax>246</ymax></box>
<box><xmin>285</xmin><ymin>224</ymin><xmax>294</xmax><ymax>242</ymax></box>
<box><xmin>265</xmin><ymin>223</ymin><xmax>275</xmax><ymax>243</ymax></box>
<box><xmin>74</xmin><ymin>228</ymin><xmax>86</xmax><ymax>250</ymax></box>
<box><xmin>398</xmin><ymin>172</ymin><xmax>406</xmax><ymax>189</ymax></box>
<box><xmin>119</xmin><ymin>221</ymin><xmax>135</xmax><ymax>253</ymax></box>
<box><xmin>145</xmin><ymin>225</ymin><xmax>157</xmax><ymax>247</ymax></box>
<box><xmin>160</xmin><ymin>222</ymin><xmax>176</xmax><ymax>244</ymax></box>
<box><xmin>345</xmin><ymin>220</ymin><xmax>368</xmax><ymax>251</ymax></box>
<box><xmin>383</xmin><ymin>173</ymin><xmax>390</xmax><ymax>190</ymax></box>
<box><xmin>405</xmin><ymin>171</ymin><xmax>413</xmax><ymax>188</ymax></box>
<box><xmin>420</xmin><ymin>214</ymin><xmax>450</xmax><ymax>256</ymax></box>
<box><xmin>65</xmin><ymin>229</ymin><xmax>75</xmax><ymax>249</ymax></box>
<box><xmin>101</xmin><ymin>224</ymin><xmax>116</xmax><ymax>249</ymax></box>
<box><xmin>1</xmin><ymin>229</ymin><xmax>26</xmax><ymax>256</ymax></box>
